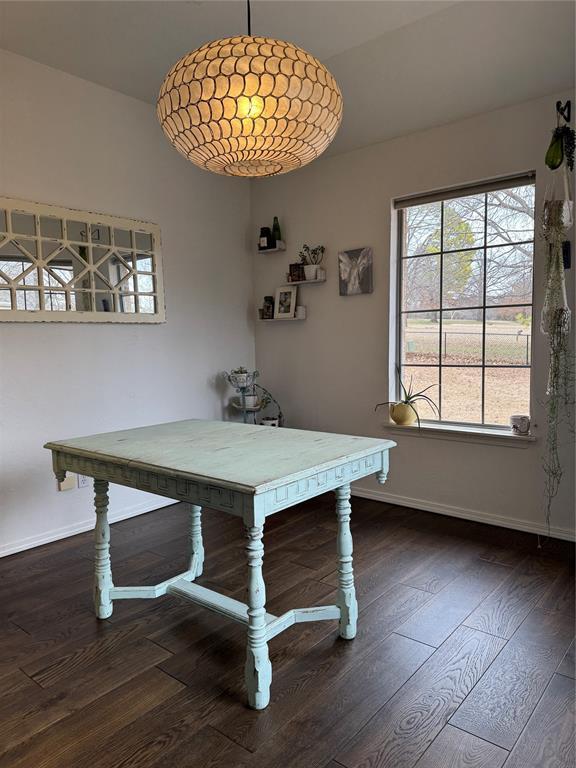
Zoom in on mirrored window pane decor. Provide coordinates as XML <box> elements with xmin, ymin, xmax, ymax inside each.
<box><xmin>397</xmin><ymin>177</ymin><xmax>535</xmax><ymax>428</ymax></box>
<box><xmin>0</xmin><ymin>197</ymin><xmax>165</xmax><ymax>322</ymax></box>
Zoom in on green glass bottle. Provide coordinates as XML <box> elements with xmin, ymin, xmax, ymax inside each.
<box><xmin>272</xmin><ymin>216</ymin><xmax>282</xmax><ymax>244</ymax></box>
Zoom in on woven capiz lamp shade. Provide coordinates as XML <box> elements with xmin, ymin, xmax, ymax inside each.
<box><xmin>157</xmin><ymin>36</ymin><xmax>343</xmax><ymax>177</ymax></box>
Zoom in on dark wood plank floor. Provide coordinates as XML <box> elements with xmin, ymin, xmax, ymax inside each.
<box><xmin>0</xmin><ymin>495</ymin><xmax>573</xmax><ymax>768</ymax></box>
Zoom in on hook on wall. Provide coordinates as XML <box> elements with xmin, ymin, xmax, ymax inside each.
<box><xmin>556</xmin><ymin>100</ymin><xmax>571</xmax><ymax>124</ymax></box>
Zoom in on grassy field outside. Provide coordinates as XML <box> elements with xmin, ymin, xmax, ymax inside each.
<box><xmin>401</xmin><ymin>319</ymin><xmax>531</xmax><ymax>425</ymax></box>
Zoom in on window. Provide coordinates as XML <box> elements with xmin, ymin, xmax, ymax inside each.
<box><xmin>397</xmin><ymin>176</ymin><xmax>535</xmax><ymax>428</ymax></box>
<box><xmin>0</xmin><ymin>197</ymin><xmax>165</xmax><ymax>322</ymax></box>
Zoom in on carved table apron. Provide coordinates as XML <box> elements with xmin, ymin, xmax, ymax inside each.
<box><xmin>45</xmin><ymin>419</ymin><xmax>395</xmax><ymax>709</ymax></box>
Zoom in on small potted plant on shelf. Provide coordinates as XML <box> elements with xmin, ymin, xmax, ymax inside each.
<box><xmin>299</xmin><ymin>244</ymin><xmax>325</xmax><ymax>281</ymax></box>
<box><xmin>375</xmin><ymin>367</ymin><xmax>439</xmax><ymax>427</ymax></box>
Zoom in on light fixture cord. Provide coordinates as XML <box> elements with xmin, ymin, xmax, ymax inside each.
<box><xmin>246</xmin><ymin>0</ymin><xmax>252</xmax><ymax>35</ymax></box>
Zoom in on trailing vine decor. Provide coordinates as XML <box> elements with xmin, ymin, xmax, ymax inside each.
<box><xmin>541</xmin><ymin>100</ymin><xmax>575</xmax><ymax>529</ymax></box>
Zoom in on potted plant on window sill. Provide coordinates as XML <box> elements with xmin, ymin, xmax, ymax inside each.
<box><xmin>375</xmin><ymin>368</ymin><xmax>439</xmax><ymax>427</ymax></box>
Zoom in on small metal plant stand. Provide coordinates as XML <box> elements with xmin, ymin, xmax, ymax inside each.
<box><xmin>225</xmin><ymin>368</ymin><xmax>259</xmax><ymax>424</ymax></box>
<box><xmin>254</xmin><ymin>384</ymin><xmax>284</xmax><ymax>427</ymax></box>
<box><xmin>224</xmin><ymin>367</ymin><xmax>284</xmax><ymax>426</ymax></box>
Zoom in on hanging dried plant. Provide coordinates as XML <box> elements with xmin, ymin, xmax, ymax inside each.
<box><xmin>540</xmin><ymin>173</ymin><xmax>575</xmax><ymax>529</ymax></box>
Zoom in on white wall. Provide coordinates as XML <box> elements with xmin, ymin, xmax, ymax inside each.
<box><xmin>1</xmin><ymin>51</ymin><xmax>573</xmax><ymax>556</ymax></box>
<box><xmin>251</xmin><ymin>92</ymin><xmax>575</xmax><ymax>540</ymax></box>
<box><xmin>0</xmin><ymin>50</ymin><xmax>255</xmax><ymax>555</ymax></box>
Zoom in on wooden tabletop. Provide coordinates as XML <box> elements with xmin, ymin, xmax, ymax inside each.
<box><xmin>45</xmin><ymin>419</ymin><xmax>395</xmax><ymax>494</ymax></box>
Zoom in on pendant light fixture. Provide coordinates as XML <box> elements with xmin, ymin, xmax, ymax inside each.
<box><xmin>157</xmin><ymin>1</ymin><xmax>343</xmax><ymax>177</ymax></box>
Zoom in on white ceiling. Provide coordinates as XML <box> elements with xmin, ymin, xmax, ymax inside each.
<box><xmin>0</xmin><ymin>1</ymin><xmax>454</xmax><ymax>101</ymax></box>
<box><xmin>327</xmin><ymin>1</ymin><xmax>575</xmax><ymax>154</ymax></box>
<box><xmin>0</xmin><ymin>1</ymin><xmax>574</xmax><ymax>156</ymax></box>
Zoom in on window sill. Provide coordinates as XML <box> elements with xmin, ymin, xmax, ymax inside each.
<box><xmin>383</xmin><ymin>421</ymin><xmax>536</xmax><ymax>448</ymax></box>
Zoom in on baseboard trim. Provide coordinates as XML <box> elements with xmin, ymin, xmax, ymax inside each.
<box><xmin>352</xmin><ymin>485</ymin><xmax>575</xmax><ymax>542</ymax></box>
<box><xmin>0</xmin><ymin>497</ymin><xmax>176</xmax><ymax>558</ymax></box>
<box><xmin>4</xmin><ymin>485</ymin><xmax>573</xmax><ymax>557</ymax></box>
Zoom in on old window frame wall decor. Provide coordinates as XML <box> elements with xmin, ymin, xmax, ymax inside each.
<box><xmin>0</xmin><ymin>197</ymin><xmax>165</xmax><ymax>323</ymax></box>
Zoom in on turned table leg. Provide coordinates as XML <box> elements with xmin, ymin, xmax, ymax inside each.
<box><xmin>335</xmin><ymin>483</ymin><xmax>358</xmax><ymax>639</ymax></box>
<box><xmin>94</xmin><ymin>479</ymin><xmax>113</xmax><ymax>619</ymax></box>
<box><xmin>188</xmin><ymin>504</ymin><xmax>204</xmax><ymax>577</ymax></box>
<box><xmin>244</xmin><ymin>522</ymin><xmax>272</xmax><ymax>709</ymax></box>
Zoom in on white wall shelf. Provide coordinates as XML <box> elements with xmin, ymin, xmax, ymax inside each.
<box><xmin>258</xmin><ymin>316</ymin><xmax>305</xmax><ymax>322</ymax></box>
<box><xmin>257</xmin><ymin>240</ymin><xmax>286</xmax><ymax>253</ymax></box>
<box><xmin>284</xmin><ymin>277</ymin><xmax>326</xmax><ymax>285</ymax></box>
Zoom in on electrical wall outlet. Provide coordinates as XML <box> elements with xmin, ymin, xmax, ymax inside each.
<box><xmin>57</xmin><ymin>473</ymin><xmax>77</xmax><ymax>492</ymax></box>
<box><xmin>77</xmin><ymin>474</ymin><xmax>91</xmax><ymax>489</ymax></box>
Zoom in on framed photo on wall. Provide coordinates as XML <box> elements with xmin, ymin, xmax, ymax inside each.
<box><xmin>274</xmin><ymin>285</ymin><xmax>298</xmax><ymax>318</ymax></box>
<box><xmin>288</xmin><ymin>262</ymin><xmax>305</xmax><ymax>282</ymax></box>
<box><xmin>338</xmin><ymin>246</ymin><xmax>373</xmax><ymax>296</ymax></box>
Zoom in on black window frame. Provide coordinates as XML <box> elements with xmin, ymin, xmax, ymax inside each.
<box><xmin>396</xmin><ymin>175</ymin><xmax>536</xmax><ymax>429</ymax></box>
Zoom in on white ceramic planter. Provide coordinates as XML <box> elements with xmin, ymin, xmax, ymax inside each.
<box><xmin>304</xmin><ymin>264</ymin><xmax>318</xmax><ymax>280</ymax></box>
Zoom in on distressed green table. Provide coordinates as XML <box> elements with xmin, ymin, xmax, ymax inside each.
<box><xmin>45</xmin><ymin>420</ymin><xmax>395</xmax><ymax>709</ymax></box>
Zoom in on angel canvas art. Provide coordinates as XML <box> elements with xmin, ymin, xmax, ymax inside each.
<box><xmin>338</xmin><ymin>247</ymin><xmax>373</xmax><ymax>295</ymax></box>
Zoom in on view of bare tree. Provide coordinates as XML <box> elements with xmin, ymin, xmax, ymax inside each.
<box><xmin>399</xmin><ymin>183</ymin><xmax>535</xmax><ymax>426</ymax></box>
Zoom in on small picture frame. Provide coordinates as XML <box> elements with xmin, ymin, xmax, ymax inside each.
<box><xmin>274</xmin><ymin>286</ymin><xmax>298</xmax><ymax>318</ymax></box>
<box><xmin>289</xmin><ymin>262</ymin><xmax>305</xmax><ymax>282</ymax></box>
